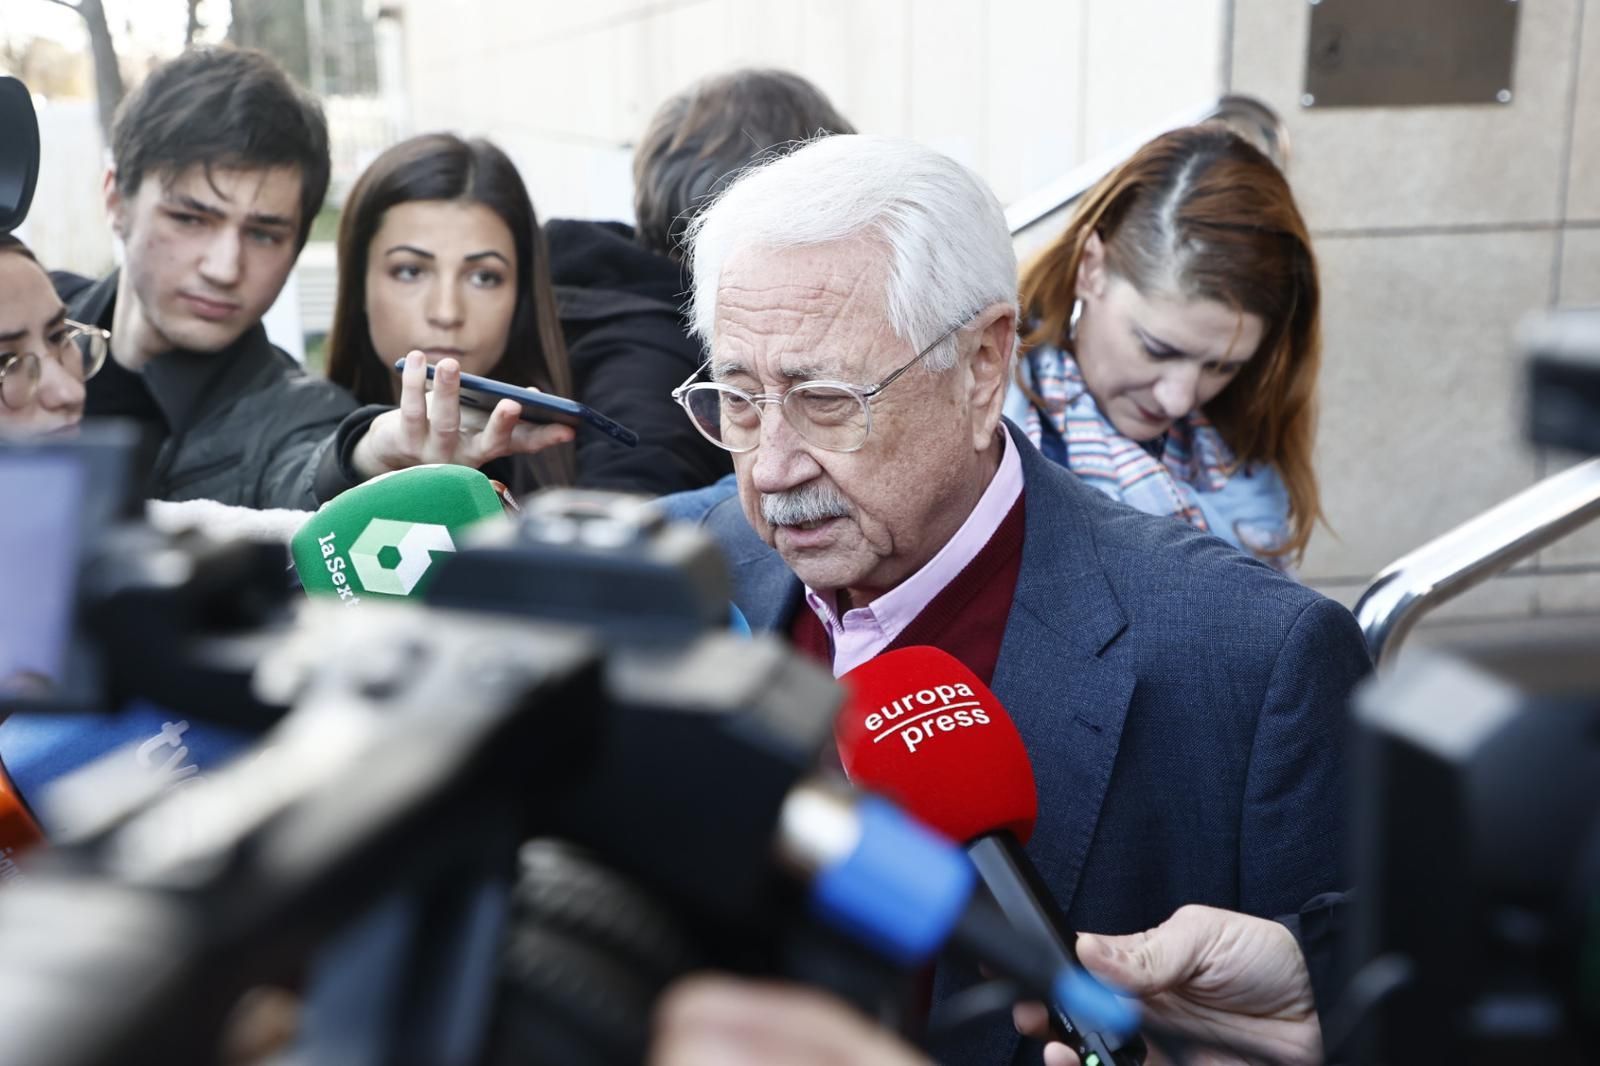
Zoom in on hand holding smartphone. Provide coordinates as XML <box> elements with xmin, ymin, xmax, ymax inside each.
<box><xmin>395</xmin><ymin>358</ymin><xmax>639</xmax><ymax>448</ymax></box>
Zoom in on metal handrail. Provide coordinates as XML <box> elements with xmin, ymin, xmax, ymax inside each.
<box><xmin>1353</xmin><ymin>458</ymin><xmax>1600</xmax><ymax>667</ymax></box>
<box><xmin>1006</xmin><ymin>94</ymin><xmax>1291</xmax><ymax>237</ymax></box>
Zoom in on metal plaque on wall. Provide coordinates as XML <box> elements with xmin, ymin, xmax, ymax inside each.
<box><xmin>1303</xmin><ymin>0</ymin><xmax>1520</xmax><ymax>108</ymax></box>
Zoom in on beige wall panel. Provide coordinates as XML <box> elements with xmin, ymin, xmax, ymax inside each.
<box><xmin>907</xmin><ymin>0</ymin><xmax>989</xmax><ymax>178</ymax></box>
<box><xmin>985</xmin><ymin>0</ymin><xmax>1086</xmax><ymax>207</ymax></box>
<box><xmin>393</xmin><ymin>0</ymin><xmax>1233</xmax><ymax>220</ymax></box>
<box><xmin>1309</xmin><ymin>580</ymin><xmax>1364</xmax><ymax>613</ymax></box>
<box><xmin>1557</xmin><ymin>222</ymin><xmax>1600</xmax><ymax>308</ymax></box>
<box><xmin>1230</xmin><ymin>0</ymin><xmax>1582</xmax><ymax>231</ymax></box>
<box><xmin>719</xmin><ymin>0</ymin><xmax>811</xmax><ymax>80</ymax></box>
<box><xmin>1404</xmin><ymin>615</ymin><xmax>1600</xmax><ymax>661</ymax></box>
<box><xmin>1313</xmin><ymin>566</ymin><xmax>1541</xmax><ymax>632</ymax></box>
<box><xmin>1569</xmin><ymin>4</ymin><xmax>1600</xmax><ymax>220</ymax></box>
<box><xmin>1535</xmin><ymin>569</ymin><xmax>1600</xmax><ymax>613</ymax></box>
<box><xmin>401</xmin><ymin>1</ymin><xmax>499</xmax><ymax>133</ymax></box>
<box><xmin>799</xmin><ymin>0</ymin><xmax>913</xmax><ymax>140</ymax></box>
<box><xmin>1082</xmin><ymin>0</ymin><xmax>1224</xmax><ymax>158</ymax></box>
<box><xmin>507</xmin><ymin>138</ymin><xmax>636</xmax><ymax>223</ymax></box>
<box><xmin>616</xmin><ymin>7</ymin><xmax>731</xmax><ymax>141</ymax></box>
<box><xmin>1416</xmin><ymin>569</ymin><xmax>1541</xmax><ymax>625</ymax></box>
<box><xmin>508</xmin><ymin>25</ymin><xmax>638</xmax><ymax>144</ymax></box>
<box><xmin>479</xmin><ymin>0</ymin><xmax>708</xmax><ymax>46</ymax></box>
<box><xmin>22</xmin><ymin>100</ymin><xmax>112</xmax><ymax>277</ymax></box>
<box><xmin>1300</xmin><ymin>230</ymin><xmax>1551</xmax><ymax>581</ymax></box>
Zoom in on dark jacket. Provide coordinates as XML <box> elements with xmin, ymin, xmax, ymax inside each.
<box><xmin>1280</xmin><ymin>890</ymin><xmax>1351</xmax><ymax>1042</ymax></box>
<box><xmin>700</xmin><ymin>420</ymin><xmax>1372</xmax><ymax>1065</ymax></box>
<box><xmin>313</xmin><ymin>402</ymin><xmax>563</xmax><ymax>502</ymax></box>
<box><xmin>545</xmin><ymin>219</ymin><xmax>732</xmax><ymax>495</ymax></box>
<box><xmin>57</xmin><ymin>271</ymin><xmax>358</xmax><ymax>509</ymax></box>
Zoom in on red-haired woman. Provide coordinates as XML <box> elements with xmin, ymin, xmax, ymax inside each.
<box><xmin>1005</xmin><ymin>124</ymin><xmax>1323</xmax><ymax>570</ymax></box>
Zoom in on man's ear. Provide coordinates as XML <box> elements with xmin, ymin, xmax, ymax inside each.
<box><xmin>965</xmin><ymin>301</ymin><xmax>1018</xmax><ymax>451</ymax></box>
<box><xmin>1075</xmin><ymin>230</ymin><xmax>1108</xmax><ymax>300</ymax></box>
<box><xmin>103</xmin><ymin>166</ymin><xmax>127</xmax><ymax>239</ymax></box>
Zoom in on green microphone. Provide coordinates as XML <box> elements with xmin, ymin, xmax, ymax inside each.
<box><xmin>291</xmin><ymin>465</ymin><xmax>508</xmax><ymax>604</ymax></box>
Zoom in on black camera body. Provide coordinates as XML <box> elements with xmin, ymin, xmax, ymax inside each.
<box><xmin>0</xmin><ymin>75</ymin><xmax>41</xmax><ymax>232</ymax></box>
<box><xmin>1352</xmin><ymin>633</ymin><xmax>1600</xmax><ymax>1064</ymax></box>
<box><xmin>1525</xmin><ymin>307</ymin><xmax>1600</xmax><ymax>455</ymax></box>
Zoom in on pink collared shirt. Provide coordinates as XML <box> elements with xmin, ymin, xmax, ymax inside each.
<box><xmin>803</xmin><ymin>431</ymin><xmax>1025</xmax><ymax>677</ymax></box>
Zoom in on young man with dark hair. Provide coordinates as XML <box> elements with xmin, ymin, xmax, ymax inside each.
<box><xmin>54</xmin><ymin>46</ymin><xmax>358</xmax><ymax>508</ymax></box>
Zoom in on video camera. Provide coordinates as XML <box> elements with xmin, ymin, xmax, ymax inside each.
<box><xmin>1349</xmin><ymin>306</ymin><xmax>1600</xmax><ymax>1065</ymax></box>
<box><xmin>0</xmin><ymin>448</ymin><xmax>892</xmax><ymax>1065</ymax></box>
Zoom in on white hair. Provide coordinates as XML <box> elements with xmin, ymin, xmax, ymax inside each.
<box><xmin>685</xmin><ymin>134</ymin><xmax>1018</xmax><ymax>371</ymax></box>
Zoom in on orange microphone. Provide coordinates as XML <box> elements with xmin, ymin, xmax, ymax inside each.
<box><xmin>0</xmin><ymin>754</ymin><xmax>45</xmax><ymax>885</ymax></box>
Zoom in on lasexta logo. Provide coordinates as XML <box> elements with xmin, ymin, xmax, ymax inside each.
<box><xmin>348</xmin><ymin>519</ymin><xmax>456</xmax><ymax>596</ymax></box>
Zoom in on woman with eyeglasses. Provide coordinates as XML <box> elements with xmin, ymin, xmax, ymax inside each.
<box><xmin>1004</xmin><ymin>124</ymin><xmax>1323</xmax><ymax>572</ymax></box>
<box><xmin>0</xmin><ymin>234</ymin><xmax>108</xmax><ymax>438</ymax></box>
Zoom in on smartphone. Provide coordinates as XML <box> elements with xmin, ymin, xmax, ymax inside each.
<box><xmin>398</xmin><ymin>360</ymin><xmax>639</xmax><ymax>448</ymax></box>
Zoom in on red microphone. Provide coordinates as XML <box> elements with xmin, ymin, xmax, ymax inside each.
<box><xmin>838</xmin><ymin>646</ymin><xmax>1145</xmax><ymax>1066</ymax></box>
<box><xmin>836</xmin><ymin>645</ymin><xmax>1036</xmax><ymax>845</ymax></box>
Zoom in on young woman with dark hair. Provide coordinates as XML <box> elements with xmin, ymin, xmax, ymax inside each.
<box><xmin>1005</xmin><ymin>123</ymin><xmax>1324</xmax><ymax>570</ymax></box>
<box><xmin>323</xmin><ymin>133</ymin><xmax>579</xmax><ymax>496</ymax></box>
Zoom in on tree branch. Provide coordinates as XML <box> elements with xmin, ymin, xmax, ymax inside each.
<box><xmin>185</xmin><ymin>0</ymin><xmax>203</xmax><ymax>46</ymax></box>
<box><xmin>39</xmin><ymin>0</ymin><xmax>83</xmax><ymax>11</ymax></box>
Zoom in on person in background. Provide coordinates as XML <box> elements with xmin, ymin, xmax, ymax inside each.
<box><xmin>320</xmin><ymin>133</ymin><xmax>577</xmax><ymax>498</ymax></box>
<box><xmin>0</xmin><ymin>234</ymin><xmax>106</xmax><ymax>438</ymax></box>
<box><xmin>52</xmin><ymin>46</ymin><xmax>362</xmax><ymax>508</ymax></box>
<box><xmin>547</xmin><ymin>68</ymin><xmax>855</xmax><ymax>501</ymax></box>
<box><xmin>1005</xmin><ymin>124</ymin><xmax>1323</xmax><ymax>571</ymax></box>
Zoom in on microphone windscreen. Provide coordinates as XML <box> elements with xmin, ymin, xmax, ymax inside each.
<box><xmin>0</xmin><ymin>754</ymin><xmax>45</xmax><ymax>868</ymax></box>
<box><xmin>0</xmin><ymin>698</ymin><xmax>255</xmax><ymax>843</ymax></box>
<box><xmin>837</xmin><ymin>646</ymin><xmax>1037</xmax><ymax>845</ymax></box>
<box><xmin>291</xmin><ymin>465</ymin><xmax>506</xmax><ymax>603</ymax></box>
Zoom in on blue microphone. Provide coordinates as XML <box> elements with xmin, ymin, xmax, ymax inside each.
<box><xmin>0</xmin><ymin>698</ymin><xmax>255</xmax><ymax>837</ymax></box>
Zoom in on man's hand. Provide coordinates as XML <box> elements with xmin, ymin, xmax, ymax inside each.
<box><xmin>1013</xmin><ymin>905</ymin><xmax>1322</xmax><ymax>1066</ymax></box>
<box><xmin>351</xmin><ymin>350</ymin><xmax>573</xmax><ymax>479</ymax></box>
<box><xmin>650</xmin><ymin>974</ymin><xmax>933</xmax><ymax>1066</ymax></box>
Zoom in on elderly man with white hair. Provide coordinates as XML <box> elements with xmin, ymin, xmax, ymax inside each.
<box><xmin>669</xmin><ymin>134</ymin><xmax>1370</xmax><ymax>1064</ymax></box>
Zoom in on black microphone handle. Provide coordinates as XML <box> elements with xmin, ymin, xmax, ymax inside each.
<box><xmin>966</xmin><ymin>832</ymin><xmax>1147</xmax><ymax>1066</ymax></box>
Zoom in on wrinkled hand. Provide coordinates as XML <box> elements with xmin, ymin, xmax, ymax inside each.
<box><xmin>650</xmin><ymin>974</ymin><xmax>933</xmax><ymax>1066</ymax></box>
<box><xmin>1013</xmin><ymin>905</ymin><xmax>1321</xmax><ymax>1066</ymax></box>
<box><xmin>352</xmin><ymin>350</ymin><xmax>573</xmax><ymax>479</ymax></box>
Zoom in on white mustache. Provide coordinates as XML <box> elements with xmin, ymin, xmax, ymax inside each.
<box><xmin>760</xmin><ymin>483</ymin><xmax>853</xmax><ymax>526</ymax></box>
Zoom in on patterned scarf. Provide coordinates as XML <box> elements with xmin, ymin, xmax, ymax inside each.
<box><xmin>1017</xmin><ymin>345</ymin><xmax>1239</xmax><ymax>534</ymax></box>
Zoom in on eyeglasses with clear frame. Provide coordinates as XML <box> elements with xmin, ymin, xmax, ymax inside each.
<box><xmin>0</xmin><ymin>319</ymin><xmax>110</xmax><ymax>411</ymax></box>
<box><xmin>671</xmin><ymin>318</ymin><xmax>970</xmax><ymax>454</ymax></box>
